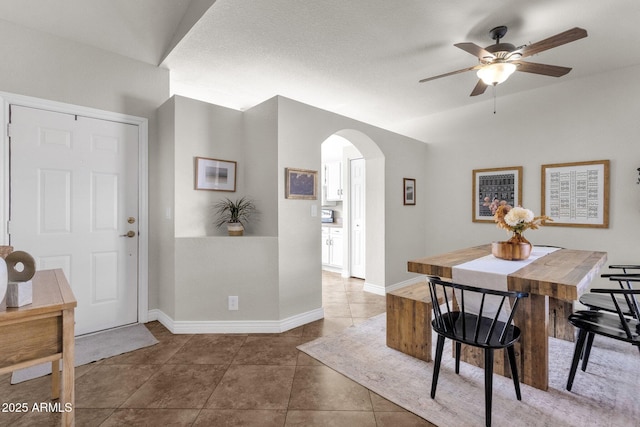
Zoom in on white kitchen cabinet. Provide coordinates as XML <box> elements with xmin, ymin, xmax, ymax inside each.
<box><xmin>321</xmin><ymin>226</ymin><xmax>343</xmax><ymax>269</ymax></box>
<box><xmin>324</xmin><ymin>161</ymin><xmax>343</xmax><ymax>201</ymax></box>
<box><xmin>321</xmin><ymin>227</ymin><xmax>331</xmax><ymax>265</ymax></box>
<box><xmin>329</xmin><ymin>228</ymin><xmax>343</xmax><ymax>267</ymax></box>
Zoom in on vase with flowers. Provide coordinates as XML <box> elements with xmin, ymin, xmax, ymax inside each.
<box><xmin>488</xmin><ymin>201</ymin><xmax>552</xmax><ymax>260</ymax></box>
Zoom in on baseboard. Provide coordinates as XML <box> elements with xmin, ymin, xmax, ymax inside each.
<box><xmin>146</xmin><ymin>307</ymin><xmax>325</xmax><ymax>334</ymax></box>
<box><xmin>363</xmin><ymin>276</ymin><xmax>427</xmax><ymax>295</ymax></box>
<box><xmin>322</xmin><ymin>265</ymin><xmax>342</xmax><ymax>274</ymax></box>
<box><xmin>279</xmin><ymin>308</ymin><xmax>325</xmax><ymax>332</ymax></box>
<box><xmin>385</xmin><ymin>276</ymin><xmax>427</xmax><ymax>294</ymax></box>
<box><xmin>363</xmin><ymin>281</ymin><xmax>386</xmax><ymax>295</ymax></box>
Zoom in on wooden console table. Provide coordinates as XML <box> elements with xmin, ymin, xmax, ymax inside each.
<box><xmin>408</xmin><ymin>245</ymin><xmax>607</xmax><ymax>391</ymax></box>
<box><xmin>0</xmin><ymin>269</ymin><xmax>77</xmax><ymax>426</ymax></box>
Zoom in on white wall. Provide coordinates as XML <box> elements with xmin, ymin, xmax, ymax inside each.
<box><xmin>155</xmin><ymin>98</ymin><xmax>177</xmax><ymax>317</ymax></box>
<box><xmin>152</xmin><ymin>94</ymin><xmax>428</xmax><ymax>330</ymax></box>
<box><xmin>0</xmin><ymin>20</ymin><xmax>170</xmax><ymax>310</ymax></box>
<box><xmin>243</xmin><ymin>97</ymin><xmax>279</xmax><ymax>237</ymax></box>
<box><xmin>0</xmin><ymin>20</ymin><xmax>168</xmax><ymax>120</ymax></box>
<box><xmin>175</xmin><ymin>236</ymin><xmax>279</xmax><ymax>321</ymax></box>
<box><xmin>154</xmin><ymin>96</ymin><xmax>282</xmax><ymax>324</ymax></box>
<box><xmin>173</xmin><ymin>96</ymin><xmax>245</xmax><ymax>237</ymax></box>
<box><xmin>419</xmin><ymin>65</ymin><xmax>640</xmax><ymax>288</ymax></box>
<box><xmin>277</xmin><ymin>97</ymin><xmax>428</xmax><ymax>320</ymax></box>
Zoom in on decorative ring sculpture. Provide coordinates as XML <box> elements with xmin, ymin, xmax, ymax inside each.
<box><xmin>5</xmin><ymin>250</ymin><xmax>36</xmax><ymax>282</ymax></box>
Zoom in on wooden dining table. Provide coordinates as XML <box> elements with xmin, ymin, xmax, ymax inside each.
<box><xmin>408</xmin><ymin>244</ymin><xmax>607</xmax><ymax>391</ymax></box>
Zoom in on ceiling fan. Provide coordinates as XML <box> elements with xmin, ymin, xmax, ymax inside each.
<box><xmin>419</xmin><ymin>26</ymin><xmax>588</xmax><ymax>96</ymax></box>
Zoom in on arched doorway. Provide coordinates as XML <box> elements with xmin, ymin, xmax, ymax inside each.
<box><xmin>320</xmin><ymin>129</ymin><xmax>385</xmax><ymax>292</ymax></box>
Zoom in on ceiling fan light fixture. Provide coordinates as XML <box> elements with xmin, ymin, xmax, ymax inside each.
<box><xmin>477</xmin><ymin>62</ymin><xmax>517</xmax><ymax>85</ymax></box>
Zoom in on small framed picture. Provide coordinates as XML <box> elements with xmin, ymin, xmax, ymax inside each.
<box><xmin>472</xmin><ymin>166</ymin><xmax>522</xmax><ymax>222</ymax></box>
<box><xmin>195</xmin><ymin>157</ymin><xmax>237</xmax><ymax>191</ymax></box>
<box><xmin>285</xmin><ymin>168</ymin><xmax>317</xmax><ymax>200</ymax></box>
<box><xmin>403</xmin><ymin>178</ymin><xmax>416</xmax><ymax>205</ymax></box>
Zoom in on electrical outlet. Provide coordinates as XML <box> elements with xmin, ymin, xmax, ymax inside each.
<box><xmin>228</xmin><ymin>296</ymin><xmax>239</xmax><ymax>311</ymax></box>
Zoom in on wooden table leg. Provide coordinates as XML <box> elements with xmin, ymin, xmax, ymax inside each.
<box><xmin>514</xmin><ymin>294</ymin><xmax>549</xmax><ymax>391</ymax></box>
<box><xmin>548</xmin><ymin>297</ymin><xmax>575</xmax><ymax>341</ymax></box>
<box><xmin>51</xmin><ymin>360</ymin><xmax>60</xmax><ymax>399</ymax></box>
<box><xmin>61</xmin><ymin>308</ymin><xmax>75</xmax><ymax>427</ymax></box>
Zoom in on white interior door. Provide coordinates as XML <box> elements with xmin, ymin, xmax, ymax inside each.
<box><xmin>9</xmin><ymin>105</ymin><xmax>139</xmax><ymax>335</ymax></box>
<box><xmin>350</xmin><ymin>158</ymin><xmax>365</xmax><ymax>279</ymax></box>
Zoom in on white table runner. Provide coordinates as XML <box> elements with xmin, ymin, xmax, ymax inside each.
<box><xmin>451</xmin><ymin>246</ymin><xmax>560</xmax><ymax>320</ymax></box>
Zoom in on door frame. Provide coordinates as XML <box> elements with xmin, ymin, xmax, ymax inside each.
<box><xmin>349</xmin><ymin>157</ymin><xmax>365</xmax><ymax>279</ymax></box>
<box><xmin>0</xmin><ymin>91</ymin><xmax>149</xmax><ymax>324</ymax></box>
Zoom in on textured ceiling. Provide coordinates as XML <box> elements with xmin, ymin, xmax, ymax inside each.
<box><xmin>0</xmin><ymin>0</ymin><xmax>194</xmax><ymax>65</ymax></box>
<box><xmin>164</xmin><ymin>0</ymin><xmax>640</xmax><ymax>139</ymax></box>
<box><xmin>2</xmin><ymin>0</ymin><xmax>640</xmax><ymax>140</ymax></box>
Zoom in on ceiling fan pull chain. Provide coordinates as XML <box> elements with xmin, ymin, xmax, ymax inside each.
<box><xmin>493</xmin><ymin>84</ymin><xmax>497</xmax><ymax>114</ymax></box>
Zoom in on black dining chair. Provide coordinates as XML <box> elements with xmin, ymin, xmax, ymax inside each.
<box><xmin>566</xmin><ymin>276</ymin><xmax>640</xmax><ymax>391</ymax></box>
<box><xmin>426</xmin><ymin>276</ymin><xmax>529</xmax><ymax>427</ymax></box>
<box><xmin>579</xmin><ymin>265</ymin><xmax>640</xmax><ymax>318</ymax></box>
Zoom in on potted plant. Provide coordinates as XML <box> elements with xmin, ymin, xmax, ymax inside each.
<box><xmin>213</xmin><ymin>196</ymin><xmax>258</xmax><ymax>236</ymax></box>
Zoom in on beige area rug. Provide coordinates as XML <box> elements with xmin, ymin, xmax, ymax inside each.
<box><xmin>298</xmin><ymin>313</ymin><xmax>639</xmax><ymax>427</ymax></box>
<box><xmin>11</xmin><ymin>323</ymin><xmax>158</xmax><ymax>384</ymax></box>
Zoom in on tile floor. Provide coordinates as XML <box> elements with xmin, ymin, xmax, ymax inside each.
<box><xmin>0</xmin><ymin>271</ymin><xmax>435</xmax><ymax>426</ymax></box>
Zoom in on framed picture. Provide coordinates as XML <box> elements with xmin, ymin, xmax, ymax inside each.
<box><xmin>403</xmin><ymin>178</ymin><xmax>416</xmax><ymax>205</ymax></box>
<box><xmin>195</xmin><ymin>157</ymin><xmax>237</xmax><ymax>191</ymax></box>
<box><xmin>541</xmin><ymin>159</ymin><xmax>610</xmax><ymax>228</ymax></box>
<box><xmin>285</xmin><ymin>168</ymin><xmax>317</xmax><ymax>200</ymax></box>
<box><xmin>472</xmin><ymin>166</ymin><xmax>522</xmax><ymax>222</ymax></box>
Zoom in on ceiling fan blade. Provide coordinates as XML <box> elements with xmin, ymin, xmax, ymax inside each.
<box><xmin>419</xmin><ymin>65</ymin><xmax>481</xmax><ymax>83</ymax></box>
<box><xmin>454</xmin><ymin>42</ymin><xmax>494</xmax><ymax>60</ymax></box>
<box><xmin>514</xmin><ymin>61</ymin><xmax>572</xmax><ymax>77</ymax></box>
<box><xmin>470</xmin><ymin>80</ymin><xmax>488</xmax><ymax>96</ymax></box>
<box><xmin>519</xmin><ymin>27</ymin><xmax>587</xmax><ymax>59</ymax></box>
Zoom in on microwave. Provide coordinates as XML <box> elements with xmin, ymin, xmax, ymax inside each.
<box><xmin>321</xmin><ymin>209</ymin><xmax>334</xmax><ymax>223</ymax></box>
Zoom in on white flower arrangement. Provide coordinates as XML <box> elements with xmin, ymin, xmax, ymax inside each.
<box><xmin>493</xmin><ymin>204</ymin><xmax>552</xmax><ymax>243</ymax></box>
<box><xmin>504</xmin><ymin>207</ymin><xmax>535</xmax><ymax>227</ymax></box>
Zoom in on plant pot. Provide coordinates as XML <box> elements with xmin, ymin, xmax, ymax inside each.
<box><xmin>491</xmin><ymin>241</ymin><xmax>532</xmax><ymax>261</ymax></box>
<box><xmin>226</xmin><ymin>223</ymin><xmax>244</xmax><ymax>236</ymax></box>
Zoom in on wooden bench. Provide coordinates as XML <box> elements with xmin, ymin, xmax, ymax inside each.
<box><xmin>386</xmin><ymin>280</ymin><xmax>448</xmax><ymax>362</ymax></box>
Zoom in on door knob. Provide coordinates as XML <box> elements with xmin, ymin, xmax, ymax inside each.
<box><xmin>120</xmin><ymin>230</ymin><xmax>136</xmax><ymax>238</ymax></box>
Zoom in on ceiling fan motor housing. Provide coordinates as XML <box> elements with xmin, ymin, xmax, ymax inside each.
<box><xmin>484</xmin><ymin>43</ymin><xmax>518</xmax><ymax>61</ymax></box>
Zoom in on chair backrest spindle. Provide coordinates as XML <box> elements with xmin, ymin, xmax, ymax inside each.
<box><xmin>500</xmin><ymin>297</ymin><xmax>522</xmax><ymax>343</ymax></box>
<box><xmin>428</xmin><ymin>281</ymin><xmax>444</xmax><ymax>330</ymax></box>
<box><xmin>609</xmin><ymin>293</ymin><xmax>634</xmax><ymax>339</ymax></box>
<box><xmin>604</xmin><ymin>276</ymin><xmax>640</xmax><ymax>319</ymax></box>
<box><xmin>473</xmin><ymin>294</ymin><xmax>486</xmax><ymax>342</ymax></box>
<box><xmin>485</xmin><ymin>296</ymin><xmax>507</xmax><ymax>344</ymax></box>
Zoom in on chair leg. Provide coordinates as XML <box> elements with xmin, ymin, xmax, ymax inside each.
<box><xmin>567</xmin><ymin>329</ymin><xmax>588</xmax><ymax>391</ymax></box>
<box><xmin>484</xmin><ymin>348</ymin><xmax>494</xmax><ymax>427</ymax></box>
<box><xmin>431</xmin><ymin>334</ymin><xmax>446</xmax><ymax>399</ymax></box>
<box><xmin>581</xmin><ymin>332</ymin><xmax>595</xmax><ymax>372</ymax></box>
<box><xmin>455</xmin><ymin>342</ymin><xmax>461</xmax><ymax>374</ymax></box>
<box><xmin>506</xmin><ymin>345</ymin><xmax>522</xmax><ymax>401</ymax></box>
